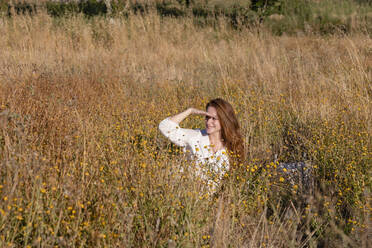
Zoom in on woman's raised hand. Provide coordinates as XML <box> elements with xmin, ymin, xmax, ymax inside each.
<box><xmin>168</xmin><ymin>107</ymin><xmax>212</xmax><ymax>124</ymax></box>
<box><xmin>189</xmin><ymin>108</ymin><xmax>211</xmax><ymax>117</ymax></box>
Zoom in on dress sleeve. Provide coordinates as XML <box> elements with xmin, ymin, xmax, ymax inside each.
<box><xmin>159</xmin><ymin>118</ymin><xmax>198</xmax><ymax>147</ymax></box>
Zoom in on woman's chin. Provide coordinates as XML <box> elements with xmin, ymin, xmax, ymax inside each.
<box><xmin>206</xmin><ymin>128</ymin><xmax>214</xmax><ymax>134</ymax></box>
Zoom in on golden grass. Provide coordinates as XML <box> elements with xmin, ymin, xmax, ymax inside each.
<box><xmin>0</xmin><ymin>12</ymin><xmax>371</xmax><ymax>247</ymax></box>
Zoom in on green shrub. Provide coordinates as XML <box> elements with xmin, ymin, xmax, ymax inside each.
<box><xmin>46</xmin><ymin>1</ymin><xmax>80</xmax><ymax>17</ymax></box>
<box><xmin>156</xmin><ymin>2</ymin><xmax>186</xmax><ymax>17</ymax></box>
<box><xmin>79</xmin><ymin>0</ymin><xmax>107</xmax><ymax>17</ymax></box>
<box><xmin>6</xmin><ymin>1</ymin><xmax>37</xmax><ymax>17</ymax></box>
<box><xmin>264</xmin><ymin>0</ymin><xmax>372</xmax><ymax>35</ymax></box>
<box><xmin>46</xmin><ymin>0</ymin><xmax>107</xmax><ymax>17</ymax></box>
<box><xmin>250</xmin><ymin>0</ymin><xmax>282</xmax><ymax>14</ymax></box>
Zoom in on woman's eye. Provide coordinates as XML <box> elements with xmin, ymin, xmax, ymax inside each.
<box><xmin>206</xmin><ymin>116</ymin><xmax>218</xmax><ymax>121</ymax></box>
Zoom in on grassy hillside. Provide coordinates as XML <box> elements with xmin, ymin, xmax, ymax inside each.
<box><xmin>0</xmin><ymin>8</ymin><xmax>371</xmax><ymax>248</ymax></box>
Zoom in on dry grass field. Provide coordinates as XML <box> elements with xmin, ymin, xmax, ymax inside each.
<box><xmin>0</xmin><ymin>11</ymin><xmax>371</xmax><ymax>247</ymax></box>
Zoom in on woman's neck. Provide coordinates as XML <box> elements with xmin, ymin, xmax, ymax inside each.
<box><xmin>208</xmin><ymin>132</ymin><xmax>224</xmax><ymax>153</ymax></box>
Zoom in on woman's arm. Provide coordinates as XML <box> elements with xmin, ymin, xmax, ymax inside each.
<box><xmin>169</xmin><ymin>108</ymin><xmax>210</xmax><ymax>124</ymax></box>
<box><xmin>159</xmin><ymin>108</ymin><xmax>211</xmax><ymax>147</ymax></box>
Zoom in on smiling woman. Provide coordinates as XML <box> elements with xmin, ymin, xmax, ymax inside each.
<box><xmin>158</xmin><ymin>98</ymin><xmax>245</xmax><ymax>186</ymax></box>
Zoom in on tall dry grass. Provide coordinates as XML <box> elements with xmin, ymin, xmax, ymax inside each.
<box><xmin>0</xmin><ymin>12</ymin><xmax>371</xmax><ymax>247</ymax></box>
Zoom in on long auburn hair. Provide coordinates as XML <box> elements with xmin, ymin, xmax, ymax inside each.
<box><xmin>206</xmin><ymin>98</ymin><xmax>245</xmax><ymax>164</ymax></box>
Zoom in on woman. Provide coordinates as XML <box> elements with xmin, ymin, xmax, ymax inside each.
<box><xmin>159</xmin><ymin>98</ymin><xmax>245</xmax><ymax>186</ymax></box>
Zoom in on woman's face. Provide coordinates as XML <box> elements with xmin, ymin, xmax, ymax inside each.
<box><xmin>205</xmin><ymin>106</ymin><xmax>221</xmax><ymax>135</ymax></box>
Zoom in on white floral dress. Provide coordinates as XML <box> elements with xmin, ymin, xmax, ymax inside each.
<box><xmin>159</xmin><ymin>118</ymin><xmax>229</xmax><ymax>187</ymax></box>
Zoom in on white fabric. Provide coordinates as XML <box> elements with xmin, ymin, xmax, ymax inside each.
<box><xmin>159</xmin><ymin>118</ymin><xmax>229</xmax><ymax>185</ymax></box>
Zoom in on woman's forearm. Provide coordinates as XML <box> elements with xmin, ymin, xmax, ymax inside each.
<box><xmin>169</xmin><ymin>108</ymin><xmax>192</xmax><ymax>124</ymax></box>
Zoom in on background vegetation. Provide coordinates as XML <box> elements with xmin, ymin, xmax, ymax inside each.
<box><xmin>0</xmin><ymin>1</ymin><xmax>371</xmax><ymax>247</ymax></box>
<box><xmin>1</xmin><ymin>0</ymin><xmax>372</xmax><ymax>34</ymax></box>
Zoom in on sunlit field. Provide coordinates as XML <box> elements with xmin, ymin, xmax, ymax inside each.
<box><xmin>0</xmin><ymin>11</ymin><xmax>371</xmax><ymax>247</ymax></box>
